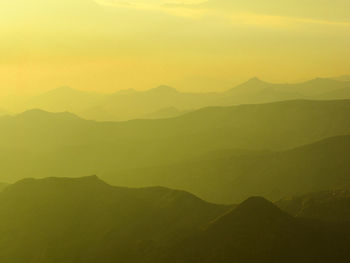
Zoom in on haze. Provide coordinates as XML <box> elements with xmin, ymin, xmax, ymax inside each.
<box><xmin>1</xmin><ymin>0</ymin><xmax>349</xmax><ymax>96</ymax></box>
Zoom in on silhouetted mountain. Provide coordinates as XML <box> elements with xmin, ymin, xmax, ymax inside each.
<box><xmin>80</xmin><ymin>85</ymin><xmax>216</xmax><ymax>121</ymax></box>
<box><xmin>1</xmin><ymin>100</ymin><xmax>350</xmax><ymax>188</ymax></box>
<box><xmin>22</xmin><ymin>86</ymin><xmax>106</xmax><ymax>114</ymax></box>
<box><xmin>220</xmin><ymin>77</ymin><xmax>350</xmax><ymax>105</ymax></box>
<box><xmin>119</xmin><ymin>135</ymin><xmax>350</xmax><ymax>203</ymax></box>
<box><xmin>141</xmin><ymin>107</ymin><xmax>189</xmax><ymax>119</ymax></box>
<box><xmin>0</xmin><ymin>183</ymin><xmax>8</xmax><ymax>192</ymax></box>
<box><xmin>0</xmin><ymin>176</ymin><xmax>228</xmax><ymax>263</ymax></box>
<box><xmin>65</xmin><ymin>77</ymin><xmax>350</xmax><ymax>120</ymax></box>
<box><xmin>332</xmin><ymin>75</ymin><xmax>350</xmax><ymax>82</ymax></box>
<box><xmin>1</xmin><ymin>178</ymin><xmax>349</xmax><ymax>263</ymax></box>
<box><xmin>317</xmin><ymin>87</ymin><xmax>350</xmax><ymax>100</ymax></box>
<box><xmin>277</xmin><ymin>189</ymin><xmax>350</xmax><ymax>222</ymax></box>
<box><xmin>16</xmin><ymin>109</ymin><xmax>82</xmax><ymax>121</ymax></box>
<box><xmin>2</xmin><ymin>77</ymin><xmax>350</xmax><ymax>121</ymax></box>
<box><xmin>165</xmin><ymin>197</ymin><xmax>350</xmax><ymax>263</ymax></box>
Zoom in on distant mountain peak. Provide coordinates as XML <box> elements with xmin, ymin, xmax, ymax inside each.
<box><xmin>208</xmin><ymin>196</ymin><xmax>292</xmax><ymax>232</ymax></box>
<box><xmin>235</xmin><ymin>196</ymin><xmax>282</xmax><ymax>214</ymax></box>
<box><xmin>247</xmin><ymin>77</ymin><xmax>263</xmax><ymax>83</ymax></box>
<box><xmin>149</xmin><ymin>85</ymin><xmax>178</xmax><ymax>93</ymax></box>
<box><xmin>5</xmin><ymin>175</ymin><xmax>108</xmax><ymax>194</ymax></box>
<box><xmin>16</xmin><ymin>109</ymin><xmax>81</xmax><ymax>121</ymax></box>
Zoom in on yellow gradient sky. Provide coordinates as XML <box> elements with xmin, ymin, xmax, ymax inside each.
<box><xmin>0</xmin><ymin>0</ymin><xmax>349</xmax><ymax>95</ymax></box>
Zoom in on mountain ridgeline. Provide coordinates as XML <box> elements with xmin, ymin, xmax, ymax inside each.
<box><xmin>1</xmin><ymin>76</ymin><xmax>350</xmax><ymax>262</ymax></box>
<box><xmin>0</xmin><ymin>176</ymin><xmax>349</xmax><ymax>263</ymax></box>
<box><xmin>1</xmin><ymin>99</ymin><xmax>350</xmax><ymax>203</ymax></box>
<box><xmin>1</xmin><ymin>77</ymin><xmax>350</xmax><ymax>121</ymax></box>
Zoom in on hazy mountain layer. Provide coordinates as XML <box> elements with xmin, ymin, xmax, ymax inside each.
<box><xmin>1</xmin><ymin>100</ymin><xmax>350</xmax><ymax>193</ymax></box>
<box><xmin>112</xmin><ymin>135</ymin><xmax>350</xmax><ymax>203</ymax></box>
<box><xmin>0</xmin><ymin>183</ymin><xmax>8</xmax><ymax>192</ymax></box>
<box><xmin>2</xmin><ymin>78</ymin><xmax>350</xmax><ymax>121</ymax></box>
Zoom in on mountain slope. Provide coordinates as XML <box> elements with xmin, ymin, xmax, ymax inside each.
<box><xmin>0</xmin><ymin>183</ymin><xmax>8</xmax><ymax>192</ymax></box>
<box><xmin>164</xmin><ymin>197</ymin><xmax>350</xmax><ymax>263</ymax></box>
<box><xmin>2</xmin><ymin>77</ymin><xmax>350</xmax><ymax>121</ymax></box>
<box><xmin>22</xmin><ymin>86</ymin><xmax>106</xmax><ymax>114</ymax></box>
<box><xmin>79</xmin><ymin>86</ymin><xmax>216</xmax><ymax>121</ymax></box>
<box><xmin>0</xmin><ymin>176</ymin><xmax>228</xmax><ymax>263</ymax></box>
<box><xmin>1</xmin><ymin>100</ymin><xmax>350</xmax><ymax>184</ymax></box>
<box><xmin>116</xmin><ymin>135</ymin><xmax>350</xmax><ymax>203</ymax></box>
<box><xmin>277</xmin><ymin>189</ymin><xmax>350</xmax><ymax>221</ymax></box>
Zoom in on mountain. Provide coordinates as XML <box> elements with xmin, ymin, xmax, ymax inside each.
<box><xmin>2</xmin><ymin>100</ymin><xmax>350</xmax><ymax>187</ymax></box>
<box><xmin>79</xmin><ymin>86</ymin><xmax>216</xmax><ymax>121</ymax></box>
<box><xmin>0</xmin><ymin>183</ymin><xmax>8</xmax><ymax>192</ymax></box>
<box><xmin>117</xmin><ymin>135</ymin><xmax>350</xmax><ymax>203</ymax></box>
<box><xmin>317</xmin><ymin>87</ymin><xmax>350</xmax><ymax>100</ymax></box>
<box><xmin>1</xmin><ymin>178</ymin><xmax>349</xmax><ymax>263</ymax></box>
<box><xmin>219</xmin><ymin>77</ymin><xmax>350</xmax><ymax>106</ymax></box>
<box><xmin>49</xmin><ymin>78</ymin><xmax>350</xmax><ymax>121</ymax></box>
<box><xmin>22</xmin><ymin>86</ymin><xmax>106</xmax><ymax>114</ymax></box>
<box><xmin>277</xmin><ymin>189</ymin><xmax>350</xmax><ymax>222</ymax></box>
<box><xmin>0</xmin><ymin>176</ymin><xmax>228</xmax><ymax>263</ymax></box>
<box><xmin>16</xmin><ymin>108</ymin><xmax>82</xmax><ymax>121</ymax></box>
<box><xmin>164</xmin><ymin>197</ymin><xmax>350</xmax><ymax>263</ymax></box>
<box><xmin>2</xmin><ymin>77</ymin><xmax>350</xmax><ymax>121</ymax></box>
<box><xmin>140</xmin><ymin>107</ymin><xmax>189</xmax><ymax>120</ymax></box>
<box><xmin>332</xmin><ymin>75</ymin><xmax>350</xmax><ymax>82</ymax></box>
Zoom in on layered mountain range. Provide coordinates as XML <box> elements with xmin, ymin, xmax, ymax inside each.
<box><xmin>0</xmin><ymin>177</ymin><xmax>349</xmax><ymax>263</ymax></box>
<box><xmin>2</xmin><ymin>77</ymin><xmax>350</xmax><ymax>121</ymax></box>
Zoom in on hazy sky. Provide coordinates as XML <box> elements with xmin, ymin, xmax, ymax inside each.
<box><xmin>0</xmin><ymin>0</ymin><xmax>349</xmax><ymax>95</ymax></box>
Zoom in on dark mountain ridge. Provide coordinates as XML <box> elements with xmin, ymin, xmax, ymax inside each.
<box><xmin>162</xmin><ymin>196</ymin><xmax>350</xmax><ymax>263</ymax></box>
<box><xmin>0</xmin><ymin>176</ymin><xmax>228</xmax><ymax>263</ymax></box>
<box><xmin>2</xmin><ymin>99</ymin><xmax>350</xmax><ymax>193</ymax></box>
<box><xmin>1</xmin><ymin>177</ymin><xmax>349</xmax><ymax>263</ymax></box>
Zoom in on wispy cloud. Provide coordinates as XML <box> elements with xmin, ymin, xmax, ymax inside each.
<box><xmin>227</xmin><ymin>13</ymin><xmax>350</xmax><ymax>28</ymax></box>
<box><xmin>95</xmin><ymin>0</ymin><xmax>350</xmax><ymax>28</ymax></box>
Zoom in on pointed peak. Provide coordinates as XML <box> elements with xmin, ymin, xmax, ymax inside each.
<box><xmin>236</xmin><ymin>196</ymin><xmax>279</xmax><ymax>213</ymax></box>
<box><xmin>247</xmin><ymin>77</ymin><xmax>263</xmax><ymax>82</ymax></box>
<box><xmin>241</xmin><ymin>77</ymin><xmax>268</xmax><ymax>85</ymax></box>
<box><xmin>208</xmin><ymin>196</ymin><xmax>291</xmax><ymax>232</ymax></box>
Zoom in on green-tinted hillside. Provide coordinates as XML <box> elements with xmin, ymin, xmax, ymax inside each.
<box><xmin>1</xmin><ymin>100</ymin><xmax>350</xmax><ymax>185</ymax></box>
<box><xmin>277</xmin><ymin>189</ymin><xmax>350</xmax><ymax>221</ymax></box>
<box><xmin>0</xmin><ymin>176</ymin><xmax>228</xmax><ymax>263</ymax></box>
<box><xmin>115</xmin><ymin>135</ymin><xmax>350</xmax><ymax>203</ymax></box>
<box><xmin>1</xmin><ymin>177</ymin><xmax>349</xmax><ymax>263</ymax></box>
<box><xmin>0</xmin><ymin>183</ymin><xmax>8</xmax><ymax>192</ymax></box>
<box><xmin>164</xmin><ymin>197</ymin><xmax>350</xmax><ymax>263</ymax></box>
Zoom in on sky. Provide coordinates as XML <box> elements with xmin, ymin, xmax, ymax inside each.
<box><xmin>0</xmin><ymin>0</ymin><xmax>349</xmax><ymax>95</ymax></box>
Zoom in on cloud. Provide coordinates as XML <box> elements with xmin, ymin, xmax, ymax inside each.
<box><xmin>95</xmin><ymin>0</ymin><xmax>350</xmax><ymax>28</ymax></box>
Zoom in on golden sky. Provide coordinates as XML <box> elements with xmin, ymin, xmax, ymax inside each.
<box><xmin>0</xmin><ymin>0</ymin><xmax>349</xmax><ymax>95</ymax></box>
